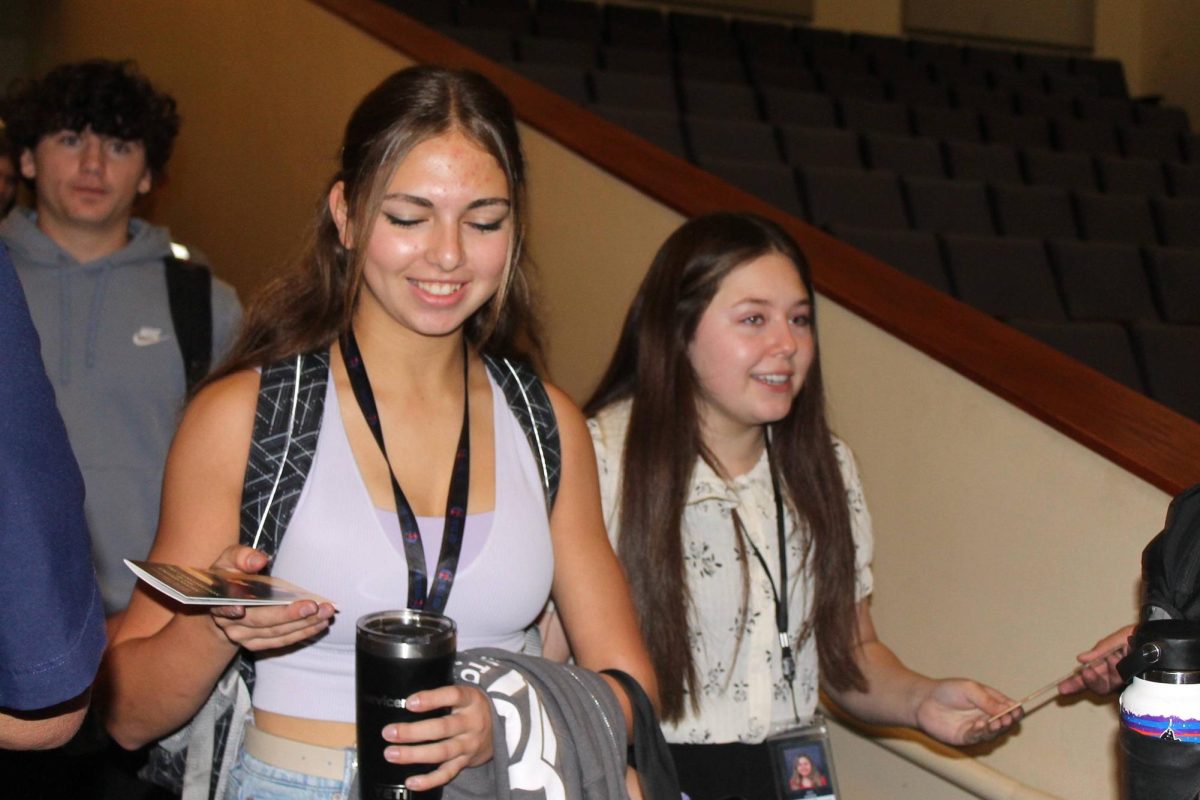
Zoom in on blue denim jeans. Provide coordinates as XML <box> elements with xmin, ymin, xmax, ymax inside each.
<box><xmin>224</xmin><ymin>747</ymin><xmax>357</xmax><ymax>800</ymax></box>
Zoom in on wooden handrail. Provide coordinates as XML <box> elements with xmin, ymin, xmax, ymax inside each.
<box><xmin>313</xmin><ymin>0</ymin><xmax>1200</xmax><ymax>495</ymax></box>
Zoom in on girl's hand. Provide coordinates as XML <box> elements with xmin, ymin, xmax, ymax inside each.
<box><xmin>207</xmin><ymin>545</ymin><xmax>335</xmax><ymax>651</ymax></box>
<box><xmin>1057</xmin><ymin>625</ymin><xmax>1133</xmax><ymax>696</ymax></box>
<box><xmin>915</xmin><ymin>679</ymin><xmax>1022</xmax><ymax>746</ymax></box>
<box><xmin>380</xmin><ymin>684</ymin><xmax>494</xmax><ymax>792</ymax></box>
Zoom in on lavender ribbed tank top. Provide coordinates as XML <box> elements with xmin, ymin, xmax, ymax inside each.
<box><xmin>253</xmin><ymin>370</ymin><xmax>554</xmax><ymax>722</ymax></box>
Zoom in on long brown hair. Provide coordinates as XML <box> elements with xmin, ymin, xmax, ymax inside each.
<box><xmin>585</xmin><ymin>212</ymin><xmax>865</xmax><ymax>722</ymax></box>
<box><xmin>206</xmin><ymin>65</ymin><xmax>539</xmax><ymax>385</ymax></box>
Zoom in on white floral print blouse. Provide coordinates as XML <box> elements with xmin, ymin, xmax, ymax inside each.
<box><xmin>588</xmin><ymin>400</ymin><xmax>875</xmax><ymax>744</ymax></box>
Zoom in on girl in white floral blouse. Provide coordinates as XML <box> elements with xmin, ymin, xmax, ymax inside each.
<box><xmin>582</xmin><ymin>213</ymin><xmax>1021</xmax><ymax>800</ymax></box>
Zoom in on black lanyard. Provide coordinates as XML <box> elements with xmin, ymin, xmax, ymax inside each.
<box><xmin>339</xmin><ymin>328</ymin><xmax>470</xmax><ymax>614</ymax></box>
<box><xmin>730</xmin><ymin>435</ymin><xmax>795</xmax><ymax>688</ymax></box>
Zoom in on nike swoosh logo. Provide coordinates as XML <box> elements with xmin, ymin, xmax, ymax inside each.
<box><xmin>132</xmin><ymin>327</ymin><xmax>171</xmax><ymax>347</ymax></box>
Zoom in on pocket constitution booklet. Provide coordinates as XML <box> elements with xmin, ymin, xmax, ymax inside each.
<box><xmin>124</xmin><ymin>559</ymin><xmax>330</xmax><ymax>606</ymax></box>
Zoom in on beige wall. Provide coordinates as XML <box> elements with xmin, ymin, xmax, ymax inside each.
<box><xmin>30</xmin><ymin>2</ymin><xmax>1177</xmax><ymax>797</ymax></box>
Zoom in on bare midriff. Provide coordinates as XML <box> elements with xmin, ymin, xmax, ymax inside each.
<box><xmin>252</xmin><ymin>707</ymin><xmax>358</xmax><ymax>748</ymax></box>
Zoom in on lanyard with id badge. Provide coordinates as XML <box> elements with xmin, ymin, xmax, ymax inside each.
<box><xmin>738</xmin><ymin>435</ymin><xmax>840</xmax><ymax>800</ymax></box>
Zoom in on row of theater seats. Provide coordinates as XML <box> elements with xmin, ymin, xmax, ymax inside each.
<box><xmin>715</xmin><ymin>165</ymin><xmax>1199</xmax><ymax>247</ymax></box>
<box><xmin>835</xmin><ymin>228</ymin><xmax>1200</xmax><ymax>418</ymax></box>
<box><xmin>393</xmin><ymin>0</ymin><xmax>1131</xmax><ymax>99</ymax></box>
<box><xmin>611</xmin><ymin>110</ymin><xmax>1200</xmax><ymax>187</ymax></box>
<box><xmin>539</xmin><ymin>78</ymin><xmax>1198</xmax><ymax>164</ymax></box>
<box><xmin>525</xmin><ymin>64</ymin><xmax>1188</xmax><ymax>132</ymax></box>
<box><xmin>384</xmin><ymin>0</ymin><xmax>1200</xmax><ymax>422</ymax></box>
<box><xmin>695</xmin><ymin>126</ymin><xmax>1200</xmax><ymax>193</ymax></box>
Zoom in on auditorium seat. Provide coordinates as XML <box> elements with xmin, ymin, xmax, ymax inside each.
<box><xmin>512</xmin><ymin>63</ymin><xmax>591</xmax><ymax>105</ymax></box>
<box><xmin>680</xmin><ymin>80</ymin><xmax>760</xmax><ymax>119</ymax></box>
<box><xmin>670</xmin><ymin>10</ymin><xmax>738</xmax><ymax>57</ymax></box>
<box><xmin>1008</xmin><ymin>320</ymin><xmax>1144</xmax><ymax>391</ymax></box>
<box><xmin>1152</xmin><ymin>197</ymin><xmax>1200</xmax><ymax>247</ymax></box>
<box><xmin>1166</xmin><ymin>162</ymin><xmax>1200</xmax><ymax>196</ymax></box>
<box><xmin>965</xmin><ymin>45</ymin><xmax>1019</xmax><ymax>75</ymax></box>
<box><xmin>1144</xmin><ymin>247</ymin><xmax>1200</xmax><ymax>323</ymax></box>
<box><xmin>606</xmin><ymin>4</ymin><xmax>670</xmax><ymax>50</ymax></box>
<box><xmin>838</xmin><ymin>97</ymin><xmax>910</xmax><ymax>134</ymax></box>
<box><xmin>1022</xmin><ymin>53</ymin><xmax>1073</xmax><ymax>78</ymax></box>
<box><xmin>533</xmin><ymin>1</ymin><xmax>602</xmax><ymax>42</ymax></box>
<box><xmin>946</xmin><ymin>141</ymin><xmax>1023</xmax><ymax>184</ymax></box>
<box><xmin>875</xmin><ymin>55</ymin><xmax>933</xmax><ymax>87</ymax></box>
<box><xmin>455</xmin><ymin>4</ymin><xmax>532</xmax><ymax>36</ymax></box>
<box><xmin>984</xmin><ymin>112</ymin><xmax>1052</xmax><ymax>149</ymax></box>
<box><xmin>1015</xmin><ymin>91</ymin><xmax>1075</xmax><ymax>119</ymax></box>
<box><xmin>1131</xmin><ymin>323</ymin><xmax>1200</xmax><ymax>420</ymax></box>
<box><xmin>1022</xmin><ymin>148</ymin><xmax>1098</xmax><ymax>191</ymax></box>
<box><xmin>779</xmin><ymin>126</ymin><xmax>863</xmax><ymax>168</ymax></box>
<box><xmin>795</xmin><ymin>26</ymin><xmax>851</xmax><ymax>51</ymax></box>
<box><xmin>821</xmin><ymin>73</ymin><xmax>888</xmax><ymax>102</ymax></box>
<box><xmin>852</xmin><ymin>32</ymin><xmax>910</xmax><ymax>63</ymax></box>
<box><xmin>699</xmin><ymin>158</ymin><xmax>806</xmax><ymax>217</ymax></box>
<box><xmin>1076</xmin><ymin>96</ymin><xmax>1136</xmax><ymax>125</ymax></box>
<box><xmin>1045</xmin><ymin>72</ymin><xmax>1100</xmax><ymax>98</ymax></box>
<box><xmin>590</xmin><ymin>71</ymin><xmax>676</xmax><ymax>111</ymax></box>
<box><xmin>686</xmin><ymin>117</ymin><xmax>781</xmax><ymax>163</ymax></box>
<box><xmin>440</xmin><ymin>27</ymin><xmax>516</xmax><ymax>62</ymax></box>
<box><xmin>677</xmin><ymin>55</ymin><xmax>748</xmax><ymax>84</ymax></box>
<box><xmin>1075</xmin><ymin>192</ymin><xmax>1159</xmax><ymax>245</ymax></box>
<box><xmin>991</xmin><ymin>71</ymin><xmax>1047</xmax><ymax>96</ymax></box>
<box><xmin>1073</xmin><ymin>57</ymin><xmax>1128</xmax><ymax>98</ymax></box>
<box><xmin>862</xmin><ymin>133</ymin><xmax>945</xmax><ymax>177</ymax></box>
<box><xmin>810</xmin><ymin>47</ymin><xmax>872</xmax><ymax>75</ymax></box>
<box><xmin>1054</xmin><ymin>118</ymin><xmax>1121</xmax><ymax>156</ymax></box>
<box><xmin>888</xmin><ymin>79</ymin><xmax>951</xmax><ymax>108</ymax></box>
<box><xmin>905</xmin><ymin>177</ymin><xmax>995</xmax><ymax>235</ymax></box>
<box><xmin>517</xmin><ymin>35</ymin><xmax>597</xmax><ymax>68</ymax></box>
<box><xmin>992</xmin><ymin>184</ymin><xmax>1078</xmax><ymax>239</ymax></box>
<box><xmin>1047</xmin><ymin>239</ymin><xmax>1159</xmax><ymax>322</ymax></box>
<box><xmin>954</xmin><ymin>85</ymin><xmax>1015</xmax><ymax>115</ymax></box>
<box><xmin>601</xmin><ymin>45</ymin><xmax>671</xmax><ymax>74</ymax></box>
<box><xmin>831</xmin><ymin>225</ymin><xmax>952</xmax><ymax>293</ymax></box>
<box><xmin>1121</xmin><ymin>126</ymin><xmax>1184</xmax><ymax>162</ymax></box>
<box><xmin>592</xmin><ymin>106</ymin><xmax>686</xmax><ymax>157</ymax></box>
<box><xmin>911</xmin><ymin>105</ymin><xmax>982</xmax><ymax>142</ymax></box>
<box><xmin>762</xmin><ymin>89</ymin><xmax>837</xmax><ymax>127</ymax></box>
<box><xmin>943</xmin><ymin>235</ymin><xmax>1065</xmax><ymax>320</ymax></box>
<box><xmin>1135</xmin><ymin>103</ymin><xmax>1190</xmax><ymax>131</ymax></box>
<box><xmin>910</xmin><ymin>40</ymin><xmax>964</xmax><ymax>76</ymax></box>
<box><xmin>747</xmin><ymin>62</ymin><xmax>814</xmax><ymax>95</ymax></box>
<box><xmin>801</xmin><ymin>166</ymin><xmax>908</xmax><ymax>229</ymax></box>
<box><xmin>1096</xmin><ymin>156</ymin><xmax>1168</xmax><ymax>196</ymax></box>
<box><xmin>734</xmin><ymin>18</ymin><xmax>797</xmax><ymax>60</ymax></box>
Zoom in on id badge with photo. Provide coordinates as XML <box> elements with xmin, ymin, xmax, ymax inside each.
<box><xmin>766</xmin><ymin>714</ymin><xmax>840</xmax><ymax>800</ymax></box>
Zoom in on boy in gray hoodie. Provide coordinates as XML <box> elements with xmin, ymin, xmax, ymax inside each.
<box><xmin>0</xmin><ymin>60</ymin><xmax>242</xmax><ymax>621</ymax></box>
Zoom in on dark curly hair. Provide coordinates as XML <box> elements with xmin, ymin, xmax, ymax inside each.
<box><xmin>2</xmin><ymin>59</ymin><xmax>180</xmax><ymax>177</ymax></box>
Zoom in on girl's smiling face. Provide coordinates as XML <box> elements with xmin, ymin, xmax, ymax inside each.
<box><xmin>335</xmin><ymin>128</ymin><xmax>512</xmax><ymax>339</ymax></box>
<box><xmin>687</xmin><ymin>251</ymin><xmax>814</xmax><ymax>441</ymax></box>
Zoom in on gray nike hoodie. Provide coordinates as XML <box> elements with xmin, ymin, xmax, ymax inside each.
<box><xmin>0</xmin><ymin>209</ymin><xmax>241</xmax><ymax>613</ymax></box>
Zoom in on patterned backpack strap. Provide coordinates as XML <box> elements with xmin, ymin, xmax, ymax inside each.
<box><xmin>238</xmin><ymin>350</ymin><xmax>330</xmax><ymax>558</ymax></box>
<box><xmin>484</xmin><ymin>355</ymin><xmax>561</xmax><ymax>512</ymax></box>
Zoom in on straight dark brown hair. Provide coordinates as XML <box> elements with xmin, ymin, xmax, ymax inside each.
<box><xmin>205</xmin><ymin>65</ymin><xmax>540</xmax><ymax>387</ymax></box>
<box><xmin>585</xmin><ymin>212</ymin><xmax>866</xmax><ymax>722</ymax></box>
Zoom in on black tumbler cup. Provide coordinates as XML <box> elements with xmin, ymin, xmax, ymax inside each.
<box><xmin>356</xmin><ymin>610</ymin><xmax>457</xmax><ymax>800</ymax></box>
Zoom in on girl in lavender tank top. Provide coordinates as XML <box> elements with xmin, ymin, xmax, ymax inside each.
<box><xmin>105</xmin><ymin>66</ymin><xmax>657</xmax><ymax>800</ymax></box>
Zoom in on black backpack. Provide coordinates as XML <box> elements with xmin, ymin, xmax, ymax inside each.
<box><xmin>164</xmin><ymin>255</ymin><xmax>213</xmax><ymax>392</ymax></box>
<box><xmin>145</xmin><ymin>348</ymin><xmax>562</xmax><ymax>799</ymax></box>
